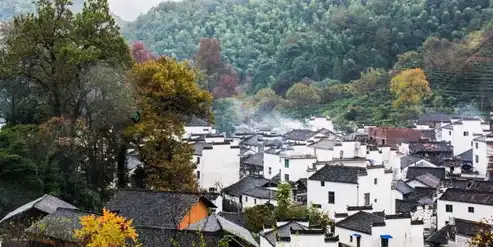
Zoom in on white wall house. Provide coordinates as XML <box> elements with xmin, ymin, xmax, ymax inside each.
<box><xmin>472</xmin><ymin>134</ymin><xmax>493</xmax><ymax>178</ymax></box>
<box><xmin>437</xmin><ymin>118</ymin><xmax>485</xmax><ymax>156</ymax></box>
<box><xmin>241</xmin><ymin>186</ymin><xmax>277</xmax><ymax>208</ymax></box>
<box><xmin>193</xmin><ymin>142</ymin><xmax>240</xmax><ymax>191</ymax></box>
<box><xmin>306</xmin><ymin>116</ymin><xmax>335</xmax><ymax>132</ymax></box>
<box><xmin>184</xmin><ymin>117</ymin><xmax>214</xmax><ymax>137</ymax></box>
<box><xmin>437</xmin><ymin>188</ymin><xmax>493</xmax><ymax>230</ymax></box>
<box><xmin>280</xmin><ymin>153</ymin><xmax>317</xmax><ymax>182</ymax></box>
<box><xmin>335</xmin><ymin>211</ymin><xmax>424</xmax><ymax>247</ymax></box>
<box><xmin>307</xmin><ymin>164</ymin><xmax>393</xmax><ymax>217</ymax></box>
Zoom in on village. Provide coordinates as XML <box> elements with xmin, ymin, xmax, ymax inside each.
<box><xmin>1</xmin><ymin>113</ymin><xmax>492</xmax><ymax>247</ymax></box>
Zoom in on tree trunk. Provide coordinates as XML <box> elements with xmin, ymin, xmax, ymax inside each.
<box><xmin>116</xmin><ymin>142</ymin><xmax>127</xmax><ymax>188</ymax></box>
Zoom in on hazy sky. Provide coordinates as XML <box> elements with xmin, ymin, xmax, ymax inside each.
<box><xmin>108</xmin><ymin>0</ymin><xmax>174</xmax><ymax>22</ymax></box>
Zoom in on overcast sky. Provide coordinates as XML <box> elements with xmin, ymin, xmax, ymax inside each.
<box><xmin>108</xmin><ymin>0</ymin><xmax>174</xmax><ymax>21</ymax></box>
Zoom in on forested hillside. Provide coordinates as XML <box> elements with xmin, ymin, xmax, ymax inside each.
<box><xmin>122</xmin><ymin>0</ymin><xmax>493</xmax><ymax>129</ymax></box>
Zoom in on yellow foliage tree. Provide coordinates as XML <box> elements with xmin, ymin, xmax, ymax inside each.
<box><xmin>126</xmin><ymin>56</ymin><xmax>213</xmax><ymax>191</ymax></box>
<box><xmin>74</xmin><ymin>208</ymin><xmax>140</xmax><ymax>247</ymax></box>
<box><xmin>390</xmin><ymin>68</ymin><xmax>432</xmax><ymax>108</ymax></box>
<box><xmin>469</xmin><ymin>219</ymin><xmax>493</xmax><ymax>247</ymax></box>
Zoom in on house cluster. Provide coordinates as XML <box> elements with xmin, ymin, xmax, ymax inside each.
<box><xmin>2</xmin><ymin>114</ymin><xmax>493</xmax><ymax>247</ymax></box>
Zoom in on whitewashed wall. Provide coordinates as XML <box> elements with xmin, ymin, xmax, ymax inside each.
<box><xmin>437</xmin><ymin>199</ymin><xmax>493</xmax><ymax>229</ymax></box>
<box><xmin>195</xmin><ymin>144</ymin><xmax>240</xmax><ymax>190</ymax></box>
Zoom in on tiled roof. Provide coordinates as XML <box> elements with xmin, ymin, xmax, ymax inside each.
<box><xmin>335</xmin><ymin>211</ymin><xmax>385</xmax><ymax>234</ymax></box>
<box><xmin>400</xmin><ymin>155</ymin><xmax>422</xmax><ymax>169</ymax></box>
<box><xmin>411</xmin><ymin>173</ymin><xmax>441</xmax><ymax>188</ymax></box>
<box><xmin>105</xmin><ymin>189</ymin><xmax>216</xmax><ymax>228</ymax></box>
<box><xmin>420</xmin><ymin>129</ymin><xmax>436</xmax><ymax>140</ymax></box>
<box><xmin>309</xmin><ymin>165</ymin><xmax>367</xmax><ymax>184</ymax></box>
<box><xmin>404</xmin><ymin>187</ymin><xmax>436</xmax><ymax>204</ymax></box>
<box><xmin>25</xmin><ymin>208</ymin><xmax>94</xmax><ymax>243</ymax></box>
<box><xmin>456</xmin><ymin>149</ymin><xmax>473</xmax><ymax>162</ymax></box>
<box><xmin>442</xmin><ymin>178</ymin><xmax>471</xmax><ymax>189</ymax></box>
<box><xmin>217</xmin><ymin>211</ymin><xmax>246</xmax><ymax>228</ymax></box>
<box><xmin>426</xmin><ymin>218</ymin><xmax>492</xmax><ymax>245</ymax></box>
<box><xmin>393</xmin><ymin>180</ymin><xmax>414</xmax><ymax>195</ymax></box>
<box><xmin>0</xmin><ymin>194</ymin><xmax>77</xmax><ymax>224</ymax></box>
<box><xmin>439</xmin><ymin>188</ymin><xmax>493</xmax><ymax>205</ymax></box>
<box><xmin>193</xmin><ymin>141</ymin><xmax>212</xmax><ymax>156</ymax></box>
<box><xmin>408</xmin><ymin>141</ymin><xmax>452</xmax><ymax>153</ymax></box>
<box><xmin>222</xmin><ymin>175</ymin><xmax>271</xmax><ymax>197</ymax></box>
<box><xmin>263</xmin><ymin>221</ymin><xmax>308</xmax><ymax>245</ymax></box>
<box><xmin>425</xmin><ymin>224</ymin><xmax>453</xmax><ymax>245</ymax></box>
<box><xmin>243</xmin><ymin>153</ymin><xmax>263</xmax><ymax>167</ymax></box>
<box><xmin>469</xmin><ymin>180</ymin><xmax>493</xmax><ymax>192</ymax></box>
<box><xmin>240</xmin><ymin>135</ymin><xmax>262</xmax><ymax>146</ymax></box>
<box><xmin>395</xmin><ymin>199</ymin><xmax>419</xmax><ymax>213</ymax></box>
<box><xmin>243</xmin><ymin>187</ymin><xmax>277</xmax><ymax>200</ymax></box>
<box><xmin>185</xmin><ymin>116</ymin><xmax>209</xmax><ymax>127</ymax></box>
<box><xmin>283</xmin><ymin>129</ymin><xmax>316</xmax><ymax>141</ymax></box>
<box><xmin>417</xmin><ymin>112</ymin><xmax>452</xmax><ymax>125</ymax></box>
<box><xmin>187</xmin><ymin>214</ymin><xmax>258</xmax><ymax>246</ymax></box>
<box><xmin>136</xmin><ymin>226</ymin><xmax>224</xmax><ymax>247</ymax></box>
<box><xmin>406</xmin><ymin>167</ymin><xmax>446</xmax><ymax>180</ymax></box>
<box><xmin>308</xmin><ymin>138</ymin><xmax>338</xmax><ymax>150</ymax></box>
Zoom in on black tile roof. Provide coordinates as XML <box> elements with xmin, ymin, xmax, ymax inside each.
<box><xmin>136</xmin><ymin>226</ymin><xmax>224</xmax><ymax>247</ymax></box>
<box><xmin>105</xmin><ymin>189</ymin><xmax>216</xmax><ymax>228</ymax></box>
<box><xmin>193</xmin><ymin>141</ymin><xmax>213</xmax><ymax>156</ymax></box>
<box><xmin>400</xmin><ymin>155</ymin><xmax>422</xmax><ymax>169</ymax></box>
<box><xmin>442</xmin><ymin>178</ymin><xmax>471</xmax><ymax>189</ymax></box>
<box><xmin>283</xmin><ymin>129</ymin><xmax>316</xmax><ymax>141</ymax></box>
<box><xmin>406</xmin><ymin>167</ymin><xmax>445</xmax><ymax>180</ymax></box>
<box><xmin>417</xmin><ymin>112</ymin><xmax>452</xmax><ymax>125</ymax></box>
<box><xmin>335</xmin><ymin>211</ymin><xmax>385</xmax><ymax>234</ymax></box>
<box><xmin>26</xmin><ymin>208</ymin><xmax>96</xmax><ymax>243</ymax></box>
<box><xmin>469</xmin><ymin>180</ymin><xmax>493</xmax><ymax>192</ymax></box>
<box><xmin>425</xmin><ymin>224</ymin><xmax>453</xmax><ymax>245</ymax></box>
<box><xmin>309</xmin><ymin>165</ymin><xmax>367</xmax><ymax>184</ymax></box>
<box><xmin>426</xmin><ymin>218</ymin><xmax>492</xmax><ymax>245</ymax></box>
<box><xmin>393</xmin><ymin>180</ymin><xmax>414</xmax><ymax>195</ymax></box>
<box><xmin>404</xmin><ymin>187</ymin><xmax>436</xmax><ymax>204</ymax></box>
<box><xmin>456</xmin><ymin>149</ymin><xmax>473</xmax><ymax>162</ymax></box>
<box><xmin>410</xmin><ymin>173</ymin><xmax>441</xmax><ymax>188</ymax></box>
<box><xmin>243</xmin><ymin>153</ymin><xmax>263</xmax><ymax>167</ymax></box>
<box><xmin>243</xmin><ymin>187</ymin><xmax>276</xmax><ymax>200</ymax></box>
<box><xmin>439</xmin><ymin>188</ymin><xmax>493</xmax><ymax>206</ymax></box>
<box><xmin>222</xmin><ymin>175</ymin><xmax>271</xmax><ymax>197</ymax></box>
<box><xmin>217</xmin><ymin>211</ymin><xmax>247</xmax><ymax>228</ymax></box>
<box><xmin>395</xmin><ymin>199</ymin><xmax>420</xmax><ymax>213</ymax></box>
<box><xmin>308</xmin><ymin>138</ymin><xmax>338</xmax><ymax>150</ymax></box>
<box><xmin>263</xmin><ymin>221</ymin><xmax>308</xmax><ymax>245</ymax></box>
<box><xmin>408</xmin><ymin>141</ymin><xmax>452</xmax><ymax>153</ymax></box>
<box><xmin>240</xmin><ymin>135</ymin><xmax>262</xmax><ymax>147</ymax></box>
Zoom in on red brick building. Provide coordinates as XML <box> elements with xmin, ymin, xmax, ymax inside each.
<box><xmin>366</xmin><ymin>127</ymin><xmax>423</xmax><ymax>147</ymax></box>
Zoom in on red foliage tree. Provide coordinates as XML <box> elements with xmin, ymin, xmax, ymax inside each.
<box><xmin>195</xmin><ymin>38</ymin><xmax>222</xmax><ymax>74</ymax></box>
<box><xmin>131</xmin><ymin>41</ymin><xmax>155</xmax><ymax>63</ymax></box>
<box><xmin>213</xmin><ymin>64</ymin><xmax>239</xmax><ymax>98</ymax></box>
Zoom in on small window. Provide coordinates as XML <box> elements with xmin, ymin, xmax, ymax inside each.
<box><xmin>446</xmin><ymin>204</ymin><xmax>453</xmax><ymax>212</ymax></box>
<box><xmin>328</xmin><ymin>192</ymin><xmax>335</xmax><ymax>204</ymax></box>
<box><xmin>203</xmin><ymin>128</ymin><xmax>209</xmax><ymax>131</ymax></box>
<box><xmin>254</xmin><ymin>199</ymin><xmax>257</xmax><ymax>204</ymax></box>
<box><xmin>475</xmin><ymin>155</ymin><xmax>479</xmax><ymax>163</ymax></box>
<box><xmin>312</xmin><ymin>204</ymin><xmax>322</xmax><ymax>208</ymax></box>
<box><xmin>209</xmin><ymin>187</ymin><xmax>216</xmax><ymax>193</ymax></box>
<box><xmin>197</xmin><ymin>171</ymin><xmax>200</xmax><ymax>179</ymax></box>
<box><xmin>268</xmin><ymin>167</ymin><xmax>272</xmax><ymax>175</ymax></box>
<box><xmin>374</xmin><ymin>199</ymin><xmax>378</xmax><ymax>203</ymax></box>
<box><xmin>284</xmin><ymin>159</ymin><xmax>290</xmax><ymax>168</ymax></box>
<box><xmin>339</xmin><ymin>150</ymin><xmax>344</xmax><ymax>158</ymax></box>
<box><xmin>445</xmin><ymin>221</ymin><xmax>449</xmax><ymax>225</ymax></box>
<box><xmin>196</xmin><ymin>157</ymin><xmax>200</xmax><ymax>164</ymax></box>
<box><xmin>321</xmin><ymin>181</ymin><xmax>325</xmax><ymax>187</ymax></box>
<box><xmin>364</xmin><ymin>193</ymin><xmax>370</xmax><ymax>206</ymax></box>
<box><xmin>464</xmin><ymin>131</ymin><xmax>469</xmax><ymax>136</ymax></box>
<box><xmin>245</xmin><ymin>196</ymin><xmax>248</xmax><ymax>202</ymax></box>
<box><xmin>381</xmin><ymin>238</ymin><xmax>389</xmax><ymax>247</ymax></box>
<box><xmin>374</xmin><ymin>178</ymin><xmax>378</xmax><ymax>185</ymax></box>
<box><xmin>468</xmin><ymin>206</ymin><xmax>474</xmax><ymax>213</ymax></box>
<box><xmin>449</xmin><ymin>131</ymin><xmax>452</xmax><ymax>135</ymax></box>
<box><xmin>350</xmin><ymin>235</ymin><xmax>353</xmax><ymax>242</ymax></box>
<box><xmin>284</xmin><ymin>174</ymin><xmax>290</xmax><ymax>181</ymax></box>
<box><xmin>476</xmin><ymin>142</ymin><xmax>479</xmax><ymax>149</ymax></box>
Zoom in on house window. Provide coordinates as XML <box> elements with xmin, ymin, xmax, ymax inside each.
<box><xmin>284</xmin><ymin>159</ymin><xmax>290</xmax><ymax>168</ymax></box>
<box><xmin>339</xmin><ymin>150</ymin><xmax>344</xmax><ymax>158</ymax></box>
<box><xmin>254</xmin><ymin>199</ymin><xmax>257</xmax><ymax>204</ymax></box>
<box><xmin>374</xmin><ymin>199</ymin><xmax>378</xmax><ymax>203</ymax></box>
<box><xmin>468</xmin><ymin>206</ymin><xmax>474</xmax><ymax>213</ymax></box>
<box><xmin>374</xmin><ymin>178</ymin><xmax>378</xmax><ymax>185</ymax></box>
<box><xmin>245</xmin><ymin>196</ymin><xmax>248</xmax><ymax>202</ymax></box>
<box><xmin>364</xmin><ymin>193</ymin><xmax>370</xmax><ymax>206</ymax></box>
<box><xmin>284</xmin><ymin>174</ymin><xmax>290</xmax><ymax>181</ymax></box>
<box><xmin>321</xmin><ymin>181</ymin><xmax>325</xmax><ymax>187</ymax></box>
<box><xmin>449</xmin><ymin>131</ymin><xmax>452</xmax><ymax>135</ymax></box>
<box><xmin>203</xmin><ymin>128</ymin><xmax>209</xmax><ymax>131</ymax></box>
<box><xmin>312</xmin><ymin>204</ymin><xmax>322</xmax><ymax>208</ymax></box>
<box><xmin>350</xmin><ymin>235</ymin><xmax>353</xmax><ymax>242</ymax></box>
<box><xmin>381</xmin><ymin>238</ymin><xmax>389</xmax><ymax>247</ymax></box>
<box><xmin>328</xmin><ymin>192</ymin><xmax>335</xmax><ymax>204</ymax></box>
<box><xmin>209</xmin><ymin>187</ymin><xmax>216</xmax><ymax>193</ymax></box>
<box><xmin>268</xmin><ymin>167</ymin><xmax>272</xmax><ymax>175</ymax></box>
<box><xmin>476</xmin><ymin>142</ymin><xmax>479</xmax><ymax>149</ymax></box>
<box><xmin>196</xmin><ymin>157</ymin><xmax>200</xmax><ymax>164</ymax></box>
<box><xmin>464</xmin><ymin>131</ymin><xmax>469</xmax><ymax>136</ymax></box>
<box><xmin>446</xmin><ymin>204</ymin><xmax>453</xmax><ymax>212</ymax></box>
<box><xmin>475</xmin><ymin>155</ymin><xmax>479</xmax><ymax>163</ymax></box>
<box><xmin>197</xmin><ymin>171</ymin><xmax>200</xmax><ymax>179</ymax></box>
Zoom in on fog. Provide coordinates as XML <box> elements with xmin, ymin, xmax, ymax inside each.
<box><xmin>108</xmin><ymin>0</ymin><xmax>176</xmax><ymax>21</ymax></box>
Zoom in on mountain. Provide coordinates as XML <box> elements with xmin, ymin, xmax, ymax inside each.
<box><xmin>121</xmin><ymin>0</ymin><xmax>493</xmax><ymax>127</ymax></box>
<box><xmin>0</xmin><ymin>0</ymin><xmax>84</xmax><ymax>21</ymax></box>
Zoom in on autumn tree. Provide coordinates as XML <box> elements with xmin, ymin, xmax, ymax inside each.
<box><xmin>212</xmin><ymin>64</ymin><xmax>239</xmax><ymax>98</ymax></box>
<box><xmin>75</xmin><ymin>208</ymin><xmax>140</xmax><ymax>247</ymax></box>
<box><xmin>469</xmin><ymin>219</ymin><xmax>493</xmax><ymax>247</ymax></box>
<box><xmin>131</xmin><ymin>41</ymin><xmax>155</xmax><ymax>64</ymax></box>
<box><xmin>285</xmin><ymin>82</ymin><xmax>322</xmax><ymax>118</ymax></box>
<box><xmin>127</xmin><ymin>57</ymin><xmax>213</xmax><ymax>191</ymax></box>
<box><xmin>390</xmin><ymin>68</ymin><xmax>432</xmax><ymax>108</ymax></box>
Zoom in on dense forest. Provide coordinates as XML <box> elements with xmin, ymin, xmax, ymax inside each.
<box><xmin>122</xmin><ymin>0</ymin><xmax>493</xmax><ymax>130</ymax></box>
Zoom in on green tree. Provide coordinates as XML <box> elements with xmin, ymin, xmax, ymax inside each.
<box><xmin>275</xmin><ymin>182</ymin><xmax>291</xmax><ymax>220</ymax></box>
<box><xmin>285</xmin><ymin>83</ymin><xmax>321</xmax><ymax>118</ymax></box>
